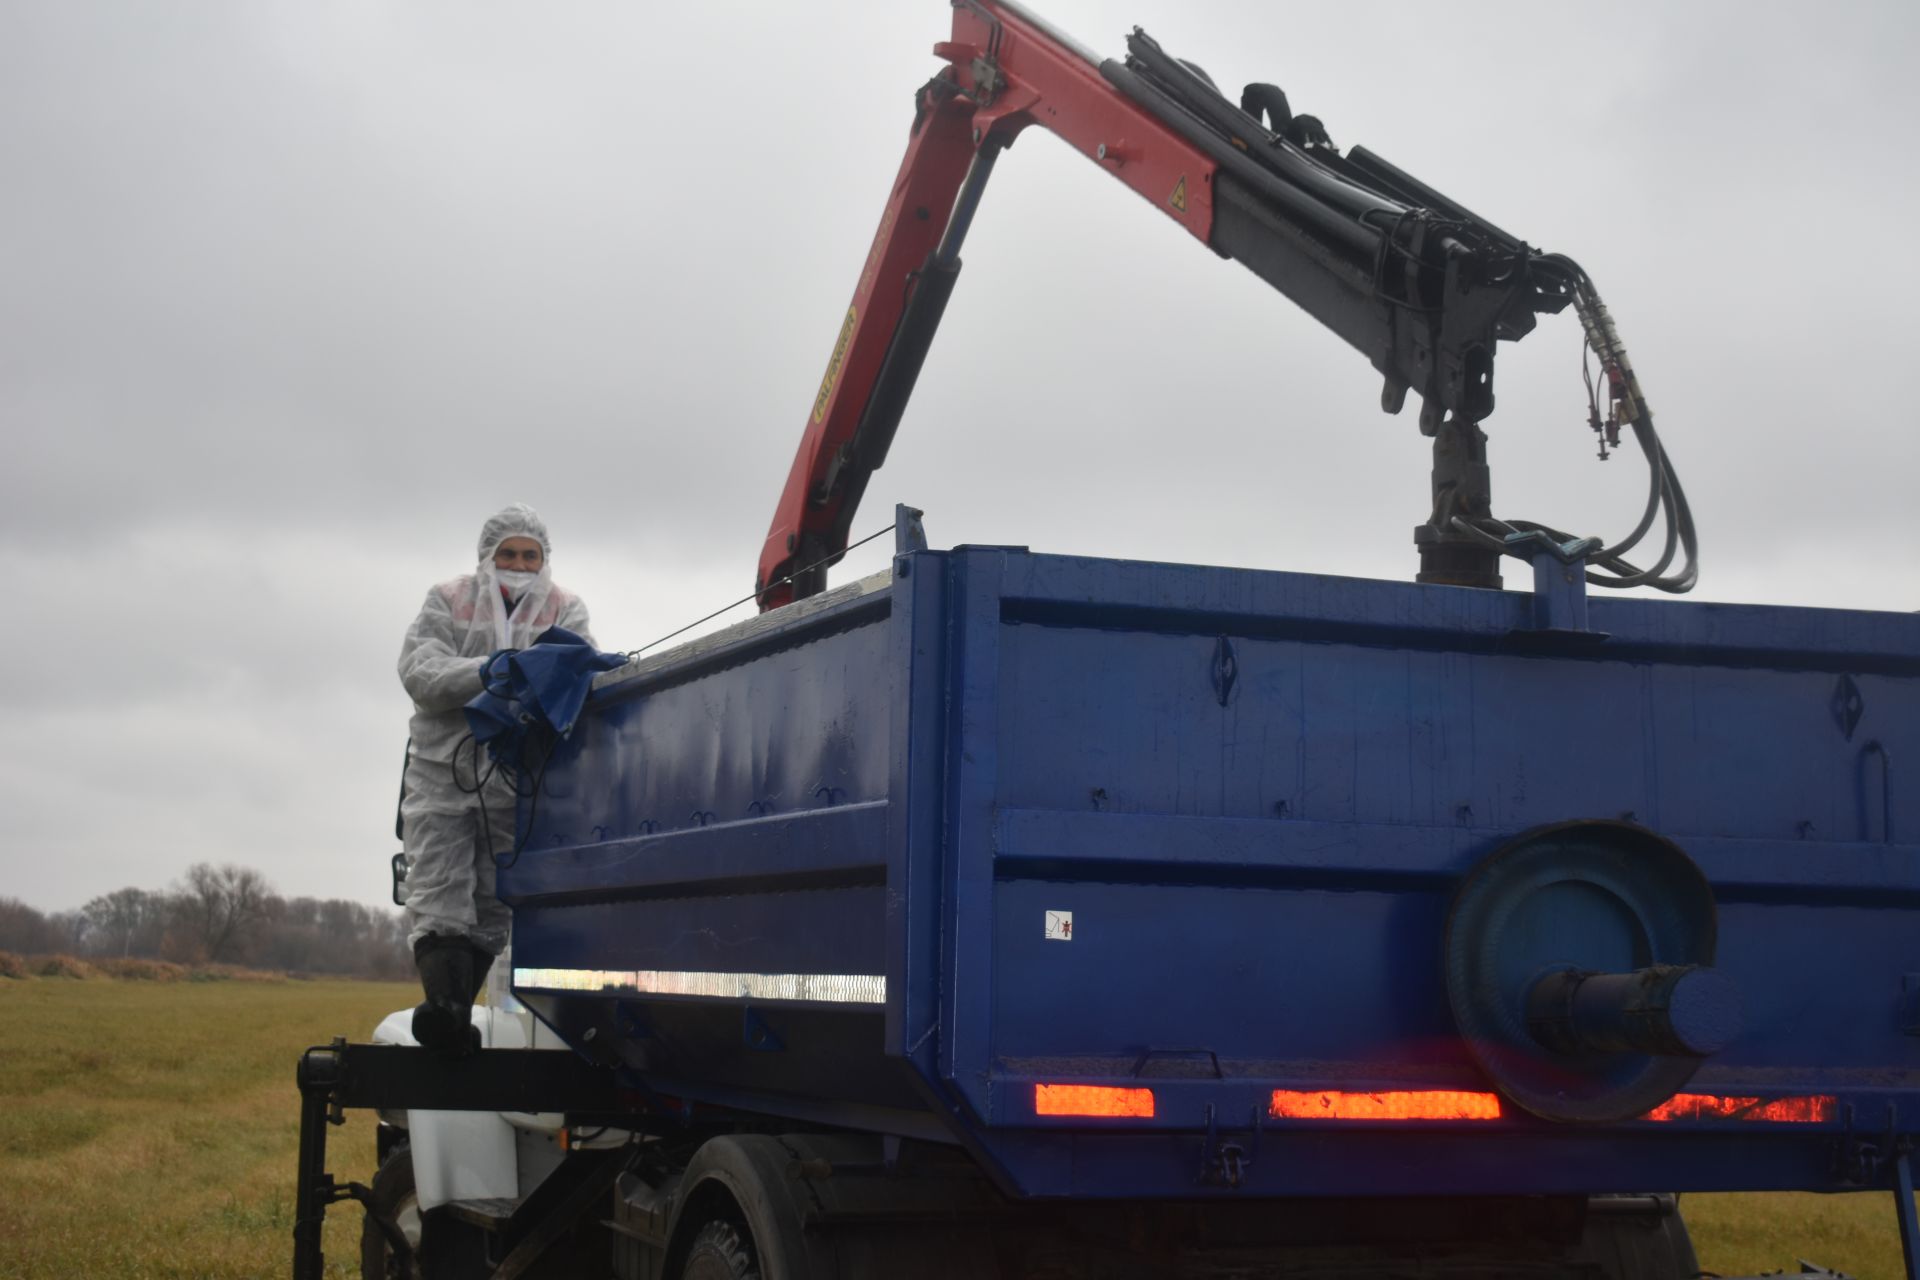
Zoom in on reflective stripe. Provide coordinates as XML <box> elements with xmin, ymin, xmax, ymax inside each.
<box><xmin>513</xmin><ymin>967</ymin><xmax>886</xmax><ymax>1004</ymax></box>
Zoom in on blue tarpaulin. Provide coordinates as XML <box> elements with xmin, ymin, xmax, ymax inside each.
<box><xmin>464</xmin><ymin>626</ymin><xmax>628</xmax><ymax>770</ymax></box>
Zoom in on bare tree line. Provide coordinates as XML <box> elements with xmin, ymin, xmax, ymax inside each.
<box><xmin>0</xmin><ymin>863</ymin><xmax>411</xmax><ymax>980</ymax></box>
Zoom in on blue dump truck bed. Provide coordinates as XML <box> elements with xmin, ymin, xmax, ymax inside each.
<box><xmin>500</xmin><ymin>546</ymin><xmax>1919</xmax><ymax>1202</ymax></box>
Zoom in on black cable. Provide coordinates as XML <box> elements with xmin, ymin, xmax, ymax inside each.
<box><xmin>1582</xmin><ymin>340</ymin><xmax>1601</xmax><ymax>427</ymax></box>
<box><xmin>1605</xmin><ymin>416</ymin><xmax>1667</xmax><ymax>563</ymax></box>
<box><xmin>1461</xmin><ymin>259</ymin><xmax>1698</xmax><ymax>594</ymax></box>
<box><xmin>450</xmin><ymin>732</ymin><xmax>498</xmax><ymax>797</ymax></box>
<box><xmin>449</xmin><ymin>733</ymin><xmax>509</xmax><ymax>863</ymax></box>
<box><xmin>1468</xmin><ymin>414</ymin><xmax>1698</xmax><ymax>591</ymax></box>
<box><xmin>1603</xmin><ymin>420</ymin><xmax>1697</xmax><ymax>591</ymax></box>
<box><xmin>490</xmin><ymin>735</ymin><xmax>556</xmax><ymax>870</ymax></box>
<box><xmin>449</xmin><ymin>724</ymin><xmax>555</xmax><ymax>870</ymax></box>
<box><xmin>624</xmin><ymin>520</ymin><xmax>898</xmax><ymax>660</ymax></box>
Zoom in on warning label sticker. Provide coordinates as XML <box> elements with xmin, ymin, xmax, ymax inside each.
<box><xmin>812</xmin><ymin>305</ymin><xmax>857</xmax><ymax>425</ymax></box>
<box><xmin>1169</xmin><ymin>176</ymin><xmax>1187</xmax><ymax>212</ymax></box>
<box><xmin>1045</xmin><ymin>910</ymin><xmax>1074</xmax><ymax>941</ymax></box>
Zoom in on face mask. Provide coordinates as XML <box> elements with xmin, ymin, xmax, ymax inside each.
<box><xmin>496</xmin><ymin>569</ymin><xmax>539</xmax><ymax>593</ymax></box>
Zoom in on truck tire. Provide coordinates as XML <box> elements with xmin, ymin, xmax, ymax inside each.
<box><xmin>361</xmin><ymin>1142</ymin><xmax>425</xmax><ymax>1280</ymax></box>
<box><xmin>678</xmin><ymin>1219</ymin><xmax>761</xmax><ymax>1280</ymax></box>
<box><xmin>1576</xmin><ymin>1194</ymin><xmax>1699</xmax><ymax>1280</ymax></box>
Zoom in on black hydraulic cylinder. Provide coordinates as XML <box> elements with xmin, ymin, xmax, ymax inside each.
<box><xmin>1207</xmin><ymin>168</ymin><xmax>1381</xmax><ymax>371</ymax></box>
<box><xmin>1416</xmin><ymin>417</ymin><xmax>1501</xmax><ymax>589</ymax></box>
<box><xmin>1103</xmin><ymin>32</ymin><xmax>1551</xmax><ymax>436</ymax></box>
<box><xmin>798</xmin><ymin>147</ymin><xmax>997</xmax><ymax>600</ymax></box>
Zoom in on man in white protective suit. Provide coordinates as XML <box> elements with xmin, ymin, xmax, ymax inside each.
<box><xmin>396</xmin><ymin>502</ymin><xmax>594</xmax><ymax>1055</ymax></box>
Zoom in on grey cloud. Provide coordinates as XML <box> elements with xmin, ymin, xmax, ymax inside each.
<box><xmin>3</xmin><ymin>0</ymin><xmax>1914</xmax><ymax>913</ymax></box>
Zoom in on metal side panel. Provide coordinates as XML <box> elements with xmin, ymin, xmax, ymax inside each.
<box><xmin>500</xmin><ymin>573</ymin><xmax>915</xmax><ymax>1127</ymax></box>
<box><xmin>497</xmin><ymin>545</ymin><xmax>1920</xmax><ymax>1198</ymax></box>
<box><xmin>933</xmin><ymin>549</ymin><xmax>1920</xmax><ymax>1199</ymax></box>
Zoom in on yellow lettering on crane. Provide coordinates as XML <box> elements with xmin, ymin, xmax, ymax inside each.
<box><xmin>1169</xmin><ymin>176</ymin><xmax>1187</xmax><ymax>212</ymax></box>
<box><xmin>812</xmin><ymin>306</ymin><xmax>858</xmax><ymax>425</ymax></box>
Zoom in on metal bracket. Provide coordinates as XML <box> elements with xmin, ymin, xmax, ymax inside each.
<box><xmin>1513</xmin><ymin>545</ymin><xmax>1609</xmax><ymax>641</ymax></box>
<box><xmin>952</xmin><ymin>0</ymin><xmax>1006</xmax><ymax>102</ymax></box>
<box><xmin>1198</xmin><ymin>1103</ymin><xmax>1262</xmax><ymax>1190</ymax></box>
<box><xmin>1835</xmin><ymin>1101</ymin><xmax>1901</xmax><ymax>1188</ymax></box>
<box><xmin>743</xmin><ymin>1006</ymin><xmax>786</xmax><ymax>1053</ymax></box>
<box><xmin>1506</xmin><ymin>528</ymin><xmax>1603</xmax><ymax>565</ymax></box>
<box><xmin>970</xmin><ymin>55</ymin><xmax>1005</xmax><ymax>106</ymax></box>
<box><xmin>895</xmin><ymin>503</ymin><xmax>928</xmax><ymax>554</ymax></box>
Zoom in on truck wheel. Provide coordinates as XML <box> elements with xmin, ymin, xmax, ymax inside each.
<box><xmin>360</xmin><ymin>1142</ymin><xmax>425</xmax><ymax>1280</ymax></box>
<box><xmin>679</xmin><ymin>1219</ymin><xmax>761</xmax><ymax>1280</ymax></box>
<box><xmin>1577</xmin><ymin>1194</ymin><xmax>1698</xmax><ymax>1280</ymax></box>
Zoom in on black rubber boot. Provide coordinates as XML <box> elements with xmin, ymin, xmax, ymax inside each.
<box><xmin>468</xmin><ymin>941</ymin><xmax>497</xmax><ymax>1005</ymax></box>
<box><xmin>412</xmin><ymin>935</ymin><xmax>480</xmax><ymax>1058</ymax></box>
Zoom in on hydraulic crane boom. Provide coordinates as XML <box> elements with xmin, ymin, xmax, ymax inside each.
<box><xmin>757</xmin><ymin>0</ymin><xmax>1693</xmax><ymax>610</ymax></box>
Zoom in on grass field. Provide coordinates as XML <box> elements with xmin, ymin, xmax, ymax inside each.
<box><xmin>0</xmin><ymin>974</ymin><xmax>408</xmax><ymax>1279</ymax></box>
<box><xmin>0</xmin><ymin>974</ymin><xmax>1914</xmax><ymax>1278</ymax></box>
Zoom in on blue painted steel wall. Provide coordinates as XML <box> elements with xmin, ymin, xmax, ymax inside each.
<box><xmin>503</xmin><ymin>548</ymin><xmax>1920</xmax><ymax>1200</ymax></box>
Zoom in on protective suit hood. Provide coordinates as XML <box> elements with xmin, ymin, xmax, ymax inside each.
<box><xmin>474</xmin><ymin>503</ymin><xmax>557</xmax><ymax>653</ymax></box>
<box><xmin>477</xmin><ymin>502</ymin><xmax>551</xmax><ymax>561</ymax></box>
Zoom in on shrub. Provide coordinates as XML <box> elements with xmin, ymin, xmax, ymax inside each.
<box><xmin>33</xmin><ymin>954</ymin><xmax>98</xmax><ymax>979</ymax></box>
<box><xmin>0</xmin><ymin>950</ymin><xmax>27</xmax><ymax>979</ymax></box>
<box><xmin>92</xmin><ymin>957</ymin><xmax>189</xmax><ymax>982</ymax></box>
<box><xmin>186</xmin><ymin>963</ymin><xmax>287</xmax><ymax>984</ymax></box>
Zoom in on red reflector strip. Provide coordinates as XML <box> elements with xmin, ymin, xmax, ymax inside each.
<box><xmin>1269</xmin><ymin>1089</ymin><xmax>1504</xmax><ymax>1121</ymax></box>
<box><xmin>1641</xmin><ymin>1093</ymin><xmax>1837</xmax><ymax>1123</ymax></box>
<box><xmin>1034</xmin><ymin>1084</ymin><xmax>1156</xmax><ymax>1118</ymax></box>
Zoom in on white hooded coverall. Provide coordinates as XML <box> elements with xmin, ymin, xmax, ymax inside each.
<box><xmin>398</xmin><ymin>504</ymin><xmax>594</xmax><ymax>953</ymax></box>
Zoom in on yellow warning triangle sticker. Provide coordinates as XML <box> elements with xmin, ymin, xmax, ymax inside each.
<box><xmin>1169</xmin><ymin>176</ymin><xmax>1187</xmax><ymax>211</ymax></box>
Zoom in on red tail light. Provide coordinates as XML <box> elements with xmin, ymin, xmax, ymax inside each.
<box><xmin>1641</xmin><ymin>1093</ymin><xmax>1836</xmax><ymax>1123</ymax></box>
<box><xmin>1034</xmin><ymin>1084</ymin><xmax>1156</xmax><ymax>1118</ymax></box>
<box><xmin>1269</xmin><ymin>1089</ymin><xmax>1503</xmax><ymax>1121</ymax></box>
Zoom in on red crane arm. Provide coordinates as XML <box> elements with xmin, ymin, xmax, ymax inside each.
<box><xmin>756</xmin><ymin>1</ymin><xmax>1217</xmax><ymax>610</ymax></box>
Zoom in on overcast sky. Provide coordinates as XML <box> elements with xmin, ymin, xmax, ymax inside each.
<box><xmin>3</xmin><ymin>1</ymin><xmax>1915</xmax><ymax>916</ymax></box>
